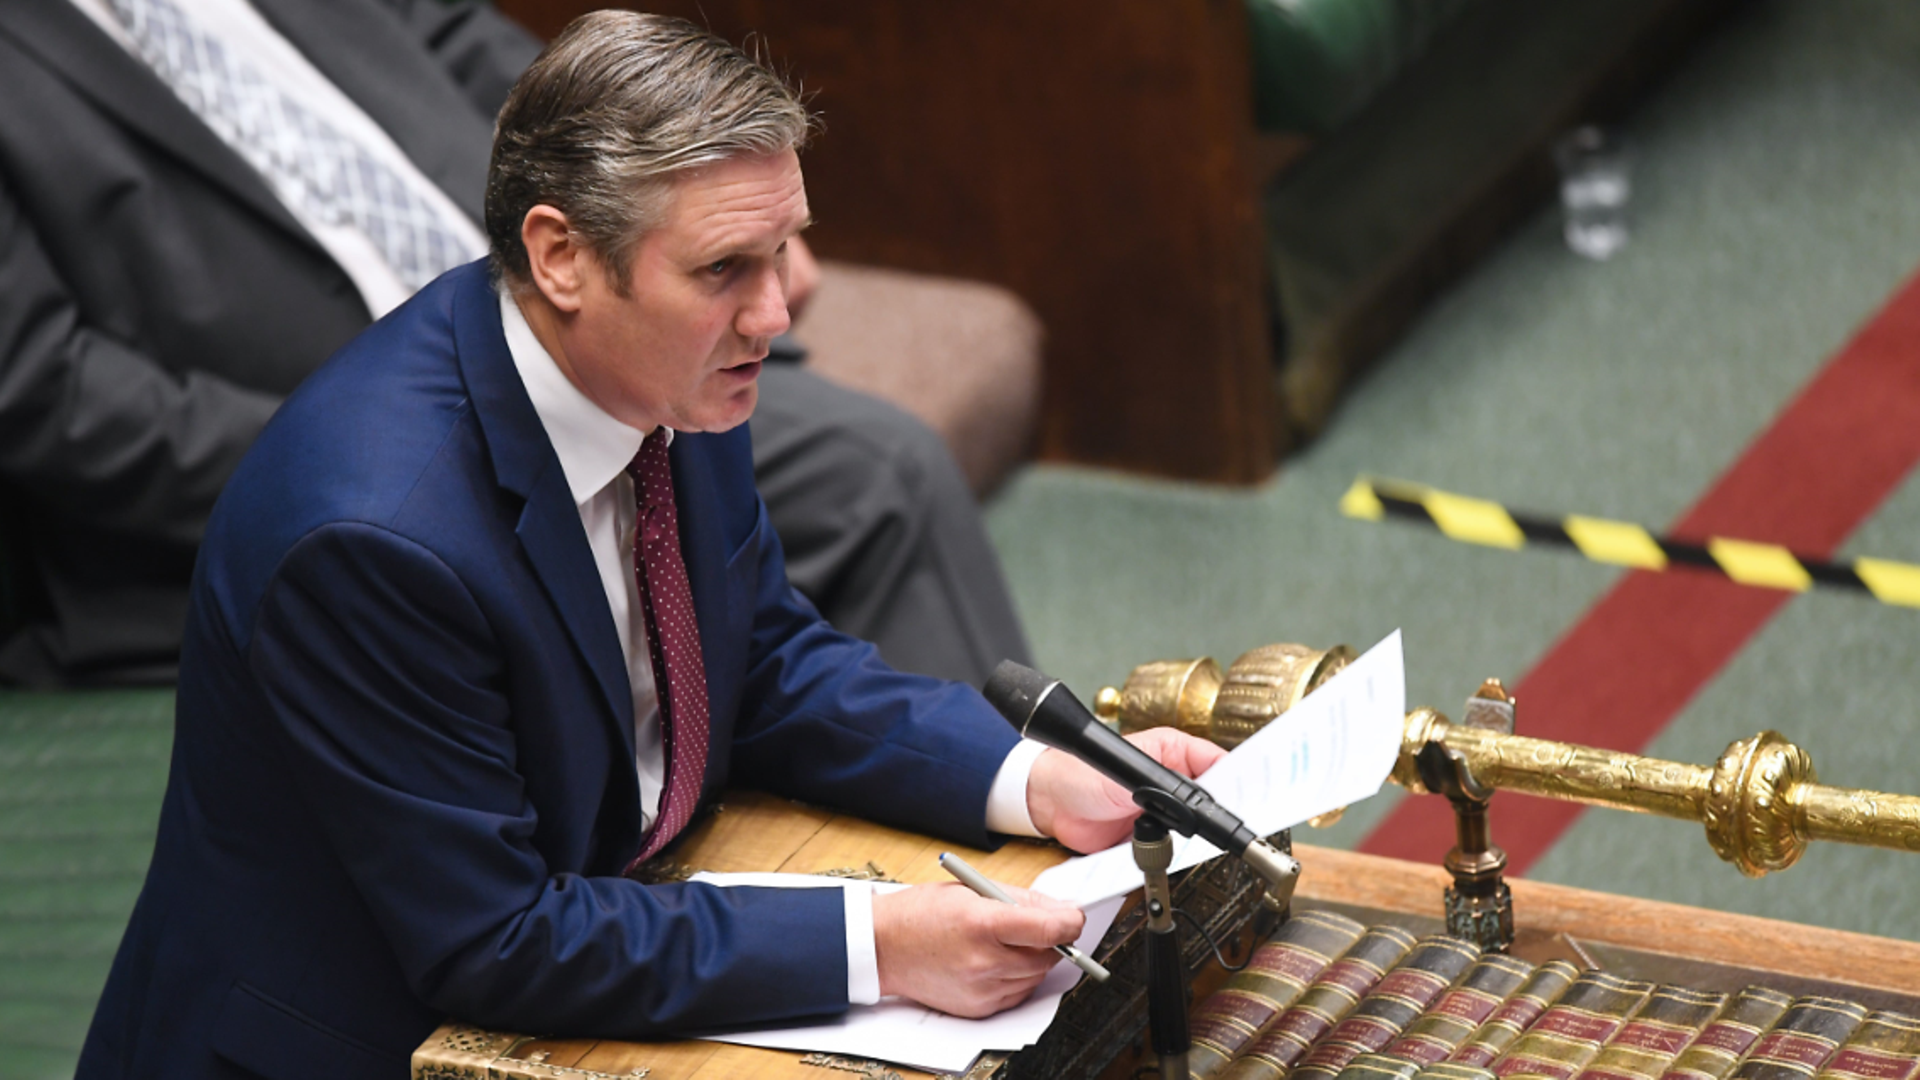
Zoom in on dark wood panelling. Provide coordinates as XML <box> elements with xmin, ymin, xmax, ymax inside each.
<box><xmin>495</xmin><ymin>1</ymin><xmax>1280</xmax><ymax>482</ymax></box>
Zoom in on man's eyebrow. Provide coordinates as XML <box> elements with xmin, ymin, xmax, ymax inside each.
<box><xmin>689</xmin><ymin>204</ymin><xmax>812</xmax><ymax>259</ymax></box>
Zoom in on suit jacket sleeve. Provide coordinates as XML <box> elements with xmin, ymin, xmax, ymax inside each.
<box><xmin>0</xmin><ymin>168</ymin><xmax>280</xmax><ymax>545</ymax></box>
<box><xmin>724</xmin><ymin>494</ymin><xmax>1024</xmax><ymax>848</ymax></box>
<box><xmin>245</xmin><ymin>519</ymin><xmax>850</xmax><ymax>1037</ymax></box>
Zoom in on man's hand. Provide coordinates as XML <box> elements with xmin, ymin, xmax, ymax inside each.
<box><xmin>873</xmin><ymin>882</ymin><xmax>1084</xmax><ymax>1018</ymax></box>
<box><xmin>1026</xmin><ymin>728</ymin><xmax>1227</xmax><ymax>854</ymax></box>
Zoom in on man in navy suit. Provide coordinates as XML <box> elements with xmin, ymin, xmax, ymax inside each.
<box><xmin>78</xmin><ymin>11</ymin><xmax>1221</xmax><ymax>1078</ymax></box>
<box><xmin>0</xmin><ymin>0</ymin><xmax>1032</xmax><ymax>692</ymax></box>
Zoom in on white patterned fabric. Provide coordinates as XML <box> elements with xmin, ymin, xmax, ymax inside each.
<box><xmin>105</xmin><ymin>0</ymin><xmax>477</xmax><ymax>290</ymax></box>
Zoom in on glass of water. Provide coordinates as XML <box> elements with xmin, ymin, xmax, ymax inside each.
<box><xmin>1553</xmin><ymin>126</ymin><xmax>1631</xmax><ymax>260</ymax></box>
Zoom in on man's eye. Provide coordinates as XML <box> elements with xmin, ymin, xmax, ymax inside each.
<box><xmin>707</xmin><ymin>259</ymin><xmax>731</xmax><ymax>275</ymax></box>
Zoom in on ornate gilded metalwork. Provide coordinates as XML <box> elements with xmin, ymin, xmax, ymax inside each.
<box><xmin>624</xmin><ymin>860</ymin><xmax>696</xmax><ymax>885</ymax></box>
<box><xmin>950</xmin><ymin>1055</ymin><xmax>1011</xmax><ymax>1080</ymax></box>
<box><xmin>630</xmin><ymin>857</ymin><xmax>899</xmax><ymax>886</ymax></box>
<box><xmin>1212</xmin><ymin>643</ymin><xmax>1355</xmax><ymax>748</ymax></box>
<box><xmin>819</xmin><ymin>861</ymin><xmax>900</xmax><ymax>883</ymax></box>
<box><xmin>1108</xmin><ymin>641</ymin><xmax>1920</xmax><ymax>877</ymax></box>
<box><xmin>1098</xmin><ymin>643</ymin><xmax>1356</xmax><ymax>827</ymax></box>
<box><xmin>414</xmin><ymin>1023</ymin><xmax>652</xmax><ymax>1079</ymax></box>
<box><xmin>437</xmin><ymin>1024</ymin><xmax>519</xmax><ymax>1057</ymax></box>
<box><xmin>800</xmin><ymin>1052</ymin><xmax>907</xmax><ymax>1079</ymax></box>
<box><xmin>1417</xmin><ymin>680</ymin><xmax>1516</xmax><ymax>953</ymax></box>
<box><xmin>1095</xmin><ymin>645</ymin><xmax>1351</xmax><ymax>750</ymax></box>
<box><xmin>1702</xmin><ymin>731</ymin><xmax>1816</xmax><ymax>875</ymax></box>
<box><xmin>1094</xmin><ymin>657</ymin><xmax>1223</xmax><ymax>742</ymax></box>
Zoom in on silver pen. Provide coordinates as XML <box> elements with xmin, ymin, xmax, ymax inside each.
<box><xmin>937</xmin><ymin>851</ymin><xmax>1111</xmax><ymax>983</ymax></box>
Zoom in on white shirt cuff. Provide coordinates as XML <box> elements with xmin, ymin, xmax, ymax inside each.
<box><xmin>844</xmin><ymin>882</ymin><xmax>880</xmax><ymax>1005</ymax></box>
<box><xmin>984</xmin><ymin>738</ymin><xmax>1049</xmax><ymax>838</ymax></box>
<box><xmin>848</xmin><ymin>739</ymin><xmax>1046</xmax><ymax>1005</ymax></box>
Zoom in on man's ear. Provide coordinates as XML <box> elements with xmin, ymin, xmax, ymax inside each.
<box><xmin>522</xmin><ymin>205</ymin><xmax>588</xmax><ymax>313</ymax></box>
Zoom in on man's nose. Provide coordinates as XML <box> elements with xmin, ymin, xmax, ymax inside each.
<box><xmin>737</xmin><ymin>265</ymin><xmax>792</xmax><ymax>340</ymax></box>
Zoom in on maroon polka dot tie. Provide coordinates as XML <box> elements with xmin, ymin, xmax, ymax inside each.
<box><xmin>623</xmin><ymin>429</ymin><xmax>710</xmax><ymax>868</ymax></box>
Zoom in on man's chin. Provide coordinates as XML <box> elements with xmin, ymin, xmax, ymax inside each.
<box><xmin>681</xmin><ymin>382</ymin><xmax>759</xmax><ymax>434</ymax></box>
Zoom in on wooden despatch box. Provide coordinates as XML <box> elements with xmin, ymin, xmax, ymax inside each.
<box><xmin>413</xmin><ymin>793</ymin><xmax>1920</xmax><ymax>1080</ymax></box>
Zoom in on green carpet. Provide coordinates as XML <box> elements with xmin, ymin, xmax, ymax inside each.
<box><xmin>991</xmin><ymin>0</ymin><xmax>1920</xmax><ymax>924</ymax></box>
<box><xmin>0</xmin><ymin>691</ymin><xmax>171</xmax><ymax>1080</ymax></box>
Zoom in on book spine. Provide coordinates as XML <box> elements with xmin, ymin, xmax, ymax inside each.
<box><xmin>1379</xmin><ymin>955</ymin><xmax>1538</xmax><ymax>1069</ymax></box>
<box><xmin>1186</xmin><ymin>911</ymin><xmax>1374</xmax><ymax>1080</ymax></box>
<box><xmin>1215</xmin><ymin>925</ymin><xmax>1423</xmax><ymax>1080</ymax></box>
<box><xmin>1661</xmin><ymin>987</ymin><xmax>1796</xmax><ymax>1080</ymax></box>
<box><xmin>1344</xmin><ymin>1054</ymin><xmax>1428</xmax><ymax>1080</ymax></box>
<box><xmin>1578</xmin><ymin>986</ymin><xmax>1731</xmax><ymax>1080</ymax></box>
<box><xmin>1292</xmin><ymin>937</ymin><xmax>1486</xmax><ymax>1080</ymax></box>
<box><xmin>1730</xmin><ymin>997</ymin><xmax>1871</xmax><ymax>1080</ymax></box>
<box><xmin>1815</xmin><ymin>1011</ymin><xmax>1920</xmax><ymax>1080</ymax></box>
<box><xmin>1488</xmin><ymin>971</ymin><xmax>1656</xmax><ymax>1079</ymax></box>
<box><xmin>1448</xmin><ymin>961</ymin><xmax>1583</xmax><ymax>1068</ymax></box>
<box><xmin>1420</xmin><ymin>1065</ymin><xmax>1500</xmax><ymax>1080</ymax></box>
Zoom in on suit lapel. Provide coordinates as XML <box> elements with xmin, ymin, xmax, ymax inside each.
<box><xmin>0</xmin><ymin>0</ymin><xmax>313</xmax><ymax>250</ymax></box>
<box><xmin>514</xmin><ymin>472</ymin><xmax>637</xmax><ymax>757</ymax></box>
<box><xmin>451</xmin><ymin>266</ymin><xmax>636</xmax><ymax>756</ymax></box>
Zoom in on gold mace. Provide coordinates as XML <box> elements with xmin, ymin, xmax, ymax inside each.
<box><xmin>1093</xmin><ymin>643</ymin><xmax>1920</xmax><ymax>878</ymax></box>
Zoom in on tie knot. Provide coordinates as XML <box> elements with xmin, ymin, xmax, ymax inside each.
<box><xmin>627</xmin><ymin>429</ymin><xmax>673</xmax><ymax>509</ymax></box>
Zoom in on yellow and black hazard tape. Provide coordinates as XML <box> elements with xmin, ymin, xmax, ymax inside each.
<box><xmin>1340</xmin><ymin>476</ymin><xmax>1920</xmax><ymax>609</ymax></box>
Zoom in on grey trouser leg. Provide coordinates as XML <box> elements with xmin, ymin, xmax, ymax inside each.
<box><xmin>749</xmin><ymin>364</ymin><xmax>1032</xmax><ymax>687</ymax></box>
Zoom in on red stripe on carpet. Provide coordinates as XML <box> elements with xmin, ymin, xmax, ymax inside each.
<box><xmin>1357</xmin><ymin>267</ymin><xmax>1920</xmax><ymax>873</ymax></box>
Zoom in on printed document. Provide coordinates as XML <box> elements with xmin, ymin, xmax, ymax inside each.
<box><xmin>694</xmin><ymin>628</ymin><xmax>1406</xmax><ymax>1073</ymax></box>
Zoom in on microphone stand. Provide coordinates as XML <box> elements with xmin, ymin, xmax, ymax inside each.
<box><xmin>1132</xmin><ymin>819</ymin><xmax>1301</xmax><ymax>1080</ymax></box>
<box><xmin>979</xmin><ymin>660</ymin><xmax>1305</xmax><ymax>1080</ymax></box>
<box><xmin>1134</xmin><ymin>816</ymin><xmax>1189</xmax><ymax>1080</ymax></box>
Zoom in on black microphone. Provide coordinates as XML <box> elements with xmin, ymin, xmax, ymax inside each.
<box><xmin>983</xmin><ymin>660</ymin><xmax>1259</xmax><ymax>857</ymax></box>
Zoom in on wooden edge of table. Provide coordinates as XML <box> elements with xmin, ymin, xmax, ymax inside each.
<box><xmin>412</xmin><ymin>793</ymin><xmax>1069</xmax><ymax>1080</ymax></box>
<box><xmin>1293</xmin><ymin>843</ymin><xmax>1920</xmax><ymax>997</ymax></box>
<box><xmin>414</xmin><ymin>803</ymin><xmax>1920</xmax><ymax>1079</ymax></box>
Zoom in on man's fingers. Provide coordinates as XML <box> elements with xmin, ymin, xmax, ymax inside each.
<box><xmin>1000</xmin><ymin>884</ymin><xmax>1078</xmax><ymax>911</ymax></box>
<box><xmin>988</xmin><ymin>980</ymin><xmax>1046</xmax><ymax>1015</ymax></box>
<box><xmin>1123</xmin><ymin>727</ymin><xmax>1227</xmax><ymax>778</ymax></box>
<box><xmin>988</xmin><ymin>899</ymin><xmax>1085</xmax><ymax>949</ymax></box>
<box><xmin>948</xmin><ymin>975</ymin><xmax>1048</xmax><ymax>1020</ymax></box>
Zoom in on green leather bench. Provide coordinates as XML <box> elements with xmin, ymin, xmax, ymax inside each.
<box><xmin>1248</xmin><ymin>0</ymin><xmax>1475</xmax><ymax>134</ymax></box>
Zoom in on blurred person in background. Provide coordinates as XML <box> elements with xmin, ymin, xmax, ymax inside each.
<box><xmin>0</xmin><ymin>0</ymin><xmax>1034</xmax><ymax>688</ymax></box>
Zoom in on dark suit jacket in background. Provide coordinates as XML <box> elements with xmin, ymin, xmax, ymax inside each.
<box><xmin>76</xmin><ymin>262</ymin><xmax>1026</xmax><ymax>1079</ymax></box>
<box><xmin>0</xmin><ymin>0</ymin><xmax>539</xmax><ymax>684</ymax></box>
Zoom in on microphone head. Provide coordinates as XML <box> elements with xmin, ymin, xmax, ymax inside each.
<box><xmin>982</xmin><ymin>660</ymin><xmax>1056</xmax><ymax>733</ymax></box>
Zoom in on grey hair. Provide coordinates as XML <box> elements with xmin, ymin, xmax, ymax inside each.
<box><xmin>485</xmin><ymin>11</ymin><xmax>814</xmax><ymax>295</ymax></box>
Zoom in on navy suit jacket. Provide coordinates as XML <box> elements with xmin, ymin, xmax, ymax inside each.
<box><xmin>77</xmin><ymin>262</ymin><xmax>1024</xmax><ymax>1079</ymax></box>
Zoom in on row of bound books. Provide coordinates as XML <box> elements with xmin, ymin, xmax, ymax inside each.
<box><xmin>1186</xmin><ymin>909</ymin><xmax>1920</xmax><ymax>1080</ymax></box>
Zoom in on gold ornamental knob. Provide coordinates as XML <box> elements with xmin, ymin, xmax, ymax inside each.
<box><xmin>1095</xmin><ymin>644</ymin><xmax>1353</xmax><ymax>750</ymax></box>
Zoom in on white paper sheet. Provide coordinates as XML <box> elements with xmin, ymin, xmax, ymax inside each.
<box><xmin>1030</xmin><ymin>629</ymin><xmax>1406</xmax><ymax>907</ymax></box>
<box><xmin>688</xmin><ymin>629</ymin><xmax>1403</xmax><ymax>1072</ymax></box>
<box><xmin>690</xmin><ymin>872</ymin><xmax>1124</xmax><ymax>1074</ymax></box>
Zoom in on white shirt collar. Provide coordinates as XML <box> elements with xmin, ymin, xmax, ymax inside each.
<box><xmin>498</xmin><ymin>288</ymin><xmax>669</xmax><ymax>505</ymax></box>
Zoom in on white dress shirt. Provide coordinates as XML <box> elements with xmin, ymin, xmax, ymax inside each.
<box><xmin>499</xmin><ymin>290</ymin><xmax>1049</xmax><ymax>1004</ymax></box>
<box><xmin>66</xmin><ymin>0</ymin><xmax>487</xmax><ymax>318</ymax></box>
